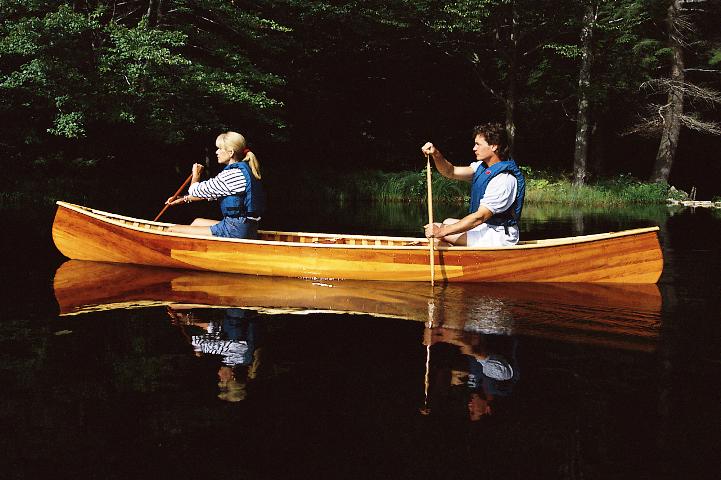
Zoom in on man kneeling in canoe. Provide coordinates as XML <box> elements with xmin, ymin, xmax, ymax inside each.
<box><xmin>422</xmin><ymin>123</ymin><xmax>525</xmax><ymax>247</ymax></box>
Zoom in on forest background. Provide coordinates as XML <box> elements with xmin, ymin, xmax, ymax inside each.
<box><xmin>1</xmin><ymin>0</ymin><xmax>720</xmax><ymax>210</ymax></box>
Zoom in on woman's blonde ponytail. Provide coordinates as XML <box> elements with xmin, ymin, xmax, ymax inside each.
<box><xmin>243</xmin><ymin>150</ymin><xmax>262</xmax><ymax>180</ymax></box>
<box><xmin>217</xmin><ymin>131</ymin><xmax>262</xmax><ymax>180</ymax></box>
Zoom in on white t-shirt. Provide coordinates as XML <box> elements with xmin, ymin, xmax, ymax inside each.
<box><xmin>467</xmin><ymin>161</ymin><xmax>519</xmax><ymax>247</ymax></box>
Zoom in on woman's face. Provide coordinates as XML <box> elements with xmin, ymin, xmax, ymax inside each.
<box><xmin>217</xmin><ymin>366</ymin><xmax>234</xmax><ymax>383</ymax></box>
<box><xmin>216</xmin><ymin>140</ymin><xmax>234</xmax><ymax>165</ymax></box>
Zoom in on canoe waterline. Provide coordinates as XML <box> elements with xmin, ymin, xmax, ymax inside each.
<box><xmin>52</xmin><ymin>201</ymin><xmax>664</xmax><ymax>283</ymax></box>
<box><xmin>53</xmin><ymin>260</ymin><xmax>662</xmax><ymax>352</ymax></box>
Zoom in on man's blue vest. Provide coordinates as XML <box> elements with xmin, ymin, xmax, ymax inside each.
<box><xmin>468</xmin><ymin>159</ymin><xmax>525</xmax><ymax>227</ymax></box>
<box><xmin>218</xmin><ymin>162</ymin><xmax>265</xmax><ymax>218</ymax></box>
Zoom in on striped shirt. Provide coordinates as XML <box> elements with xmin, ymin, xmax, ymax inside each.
<box><xmin>191</xmin><ymin>334</ymin><xmax>250</xmax><ymax>366</ymax></box>
<box><xmin>188</xmin><ymin>167</ymin><xmax>247</xmax><ymax>200</ymax></box>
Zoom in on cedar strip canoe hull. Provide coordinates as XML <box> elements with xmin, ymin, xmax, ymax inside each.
<box><xmin>53</xmin><ymin>260</ymin><xmax>662</xmax><ymax>352</ymax></box>
<box><xmin>51</xmin><ymin>202</ymin><xmax>664</xmax><ymax>283</ymax></box>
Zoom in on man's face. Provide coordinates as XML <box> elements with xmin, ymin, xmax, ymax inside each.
<box><xmin>472</xmin><ymin>134</ymin><xmax>497</xmax><ymax>162</ymax></box>
<box><xmin>468</xmin><ymin>392</ymin><xmax>492</xmax><ymax>421</ymax></box>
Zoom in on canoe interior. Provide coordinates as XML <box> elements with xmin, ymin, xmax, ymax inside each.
<box><xmin>61</xmin><ymin>203</ymin><xmax>428</xmax><ymax>247</ymax></box>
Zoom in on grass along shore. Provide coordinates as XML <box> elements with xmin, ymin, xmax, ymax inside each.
<box><xmin>312</xmin><ymin>168</ymin><xmax>698</xmax><ymax>206</ymax></box>
<box><xmin>1</xmin><ymin>167</ymin><xmax>708</xmax><ymax>213</ymax></box>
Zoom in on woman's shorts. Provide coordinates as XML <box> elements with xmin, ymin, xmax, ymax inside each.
<box><xmin>210</xmin><ymin>217</ymin><xmax>259</xmax><ymax>239</ymax></box>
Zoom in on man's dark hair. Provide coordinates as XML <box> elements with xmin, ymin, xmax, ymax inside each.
<box><xmin>472</xmin><ymin>123</ymin><xmax>510</xmax><ymax>160</ymax></box>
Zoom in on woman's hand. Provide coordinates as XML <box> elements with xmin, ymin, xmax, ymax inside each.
<box><xmin>165</xmin><ymin>196</ymin><xmax>186</xmax><ymax>206</ymax></box>
<box><xmin>192</xmin><ymin>163</ymin><xmax>204</xmax><ymax>177</ymax></box>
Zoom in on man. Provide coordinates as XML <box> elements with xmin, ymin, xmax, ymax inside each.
<box><xmin>421</xmin><ymin>123</ymin><xmax>525</xmax><ymax>247</ymax></box>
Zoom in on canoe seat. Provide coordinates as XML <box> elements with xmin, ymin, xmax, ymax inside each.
<box><xmin>313</xmin><ymin>238</ymin><xmax>343</xmax><ymax>244</ymax></box>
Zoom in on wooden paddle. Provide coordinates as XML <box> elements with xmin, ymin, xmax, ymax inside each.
<box><xmin>153</xmin><ymin>173</ymin><xmax>194</xmax><ymax>222</ymax></box>
<box><xmin>422</xmin><ymin>155</ymin><xmax>436</xmax><ymax>413</ymax></box>
<box><xmin>426</xmin><ymin>154</ymin><xmax>435</xmax><ymax>287</ymax></box>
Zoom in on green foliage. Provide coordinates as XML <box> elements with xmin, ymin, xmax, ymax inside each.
<box><xmin>48</xmin><ymin>111</ymin><xmax>86</xmax><ymax>138</ymax></box>
<box><xmin>709</xmin><ymin>49</ymin><xmax>721</xmax><ymax>66</ymax></box>
<box><xmin>0</xmin><ymin>1</ymin><xmax>288</xmax><ymax>149</ymax></box>
<box><xmin>433</xmin><ymin>0</ymin><xmax>497</xmax><ymax>31</ymax></box>
<box><xmin>307</xmin><ymin>169</ymin><xmax>673</xmax><ymax>207</ymax></box>
<box><xmin>526</xmin><ymin>173</ymin><xmax>672</xmax><ymax>206</ymax></box>
<box><xmin>543</xmin><ymin>43</ymin><xmax>582</xmax><ymax>59</ymax></box>
<box><xmin>1</xmin><ymin>0</ymin><xmax>719</xmax><ymax>197</ymax></box>
<box><xmin>305</xmin><ymin>169</ymin><xmax>468</xmax><ymax>204</ymax></box>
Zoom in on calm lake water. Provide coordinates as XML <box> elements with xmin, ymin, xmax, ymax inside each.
<box><xmin>2</xmin><ymin>201</ymin><xmax>720</xmax><ymax>480</ymax></box>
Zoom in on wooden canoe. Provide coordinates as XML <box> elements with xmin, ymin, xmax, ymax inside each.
<box><xmin>52</xmin><ymin>201</ymin><xmax>664</xmax><ymax>283</ymax></box>
<box><xmin>53</xmin><ymin>260</ymin><xmax>662</xmax><ymax>352</ymax></box>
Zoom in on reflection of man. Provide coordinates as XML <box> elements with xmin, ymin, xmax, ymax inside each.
<box><xmin>424</xmin><ymin>326</ymin><xmax>517</xmax><ymax>420</ymax></box>
<box><xmin>467</xmin><ymin>352</ymin><xmax>514</xmax><ymax>420</ymax></box>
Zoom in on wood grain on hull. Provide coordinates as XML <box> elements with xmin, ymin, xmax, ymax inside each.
<box><xmin>52</xmin><ymin>202</ymin><xmax>664</xmax><ymax>283</ymax></box>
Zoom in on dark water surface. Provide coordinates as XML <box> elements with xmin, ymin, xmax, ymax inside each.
<box><xmin>2</xmin><ymin>202</ymin><xmax>720</xmax><ymax>480</ymax></box>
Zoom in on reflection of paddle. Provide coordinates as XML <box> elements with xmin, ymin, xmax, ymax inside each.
<box><xmin>423</xmin><ymin>156</ymin><xmax>435</xmax><ymax>412</ymax></box>
<box><xmin>420</xmin><ymin>299</ymin><xmax>435</xmax><ymax>416</ymax></box>
<box><xmin>426</xmin><ymin>155</ymin><xmax>435</xmax><ymax>287</ymax></box>
<box><xmin>153</xmin><ymin>173</ymin><xmax>194</xmax><ymax>222</ymax></box>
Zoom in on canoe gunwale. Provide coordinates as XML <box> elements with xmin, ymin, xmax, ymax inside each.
<box><xmin>55</xmin><ymin>201</ymin><xmax>661</xmax><ymax>252</ymax></box>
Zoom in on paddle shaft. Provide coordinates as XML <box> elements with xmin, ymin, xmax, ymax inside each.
<box><xmin>153</xmin><ymin>173</ymin><xmax>194</xmax><ymax>222</ymax></box>
<box><xmin>426</xmin><ymin>155</ymin><xmax>435</xmax><ymax>287</ymax></box>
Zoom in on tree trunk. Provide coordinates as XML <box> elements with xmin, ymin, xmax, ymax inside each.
<box><xmin>505</xmin><ymin>78</ymin><xmax>516</xmax><ymax>157</ymax></box>
<box><xmin>147</xmin><ymin>0</ymin><xmax>162</xmax><ymax>27</ymax></box>
<box><xmin>651</xmin><ymin>0</ymin><xmax>684</xmax><ymax>183</ymax></box>
<box><xmin>589</xmin><ymin>120</ymin><xmax>604</xmax><ymax>176</ymax></box>
<box><xmin>573</xmin><ymin>2</ymin><xmax>596</xmax><ymax>186</ymax></box>
<box><xmin>505</xmin><ymin>1</ymin><xmax>519</xmax><ymax>156</ymax></box>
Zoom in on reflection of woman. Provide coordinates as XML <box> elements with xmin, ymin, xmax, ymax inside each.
<box><xmin>190</xmin><ymin>308</ymin><xmax>258</xmax><ymax>366</ymax></box>
<box><xmin>166</xmin><ymin>131</ymin><xmax>264</xmax><ymax>239</ymax></box>
<box><xmin>168</xmin><ymin>307</ymin><xmax>264</xmax><ymax>402</ymax></box>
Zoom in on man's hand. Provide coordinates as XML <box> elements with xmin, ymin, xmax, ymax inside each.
<box><xmin>421</xmin><ymin>142</ymin><xmax>437</xmax><ymax>157</ymax></box>
<box><xmin>424</xmin><ymin>223</ymin><xmax>442</xmax><ymax>239</ymax></box>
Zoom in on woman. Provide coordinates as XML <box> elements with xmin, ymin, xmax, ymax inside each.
<box><xmin>166</xmin><ymin>131</ymin><xmax>264</xmax><ymax>239</ymax></box>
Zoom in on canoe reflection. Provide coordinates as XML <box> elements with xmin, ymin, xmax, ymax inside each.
<box><xmin>54</xmin><ymin>260</ymin><xmax>662</xmax><ymax>352</ymax></box>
